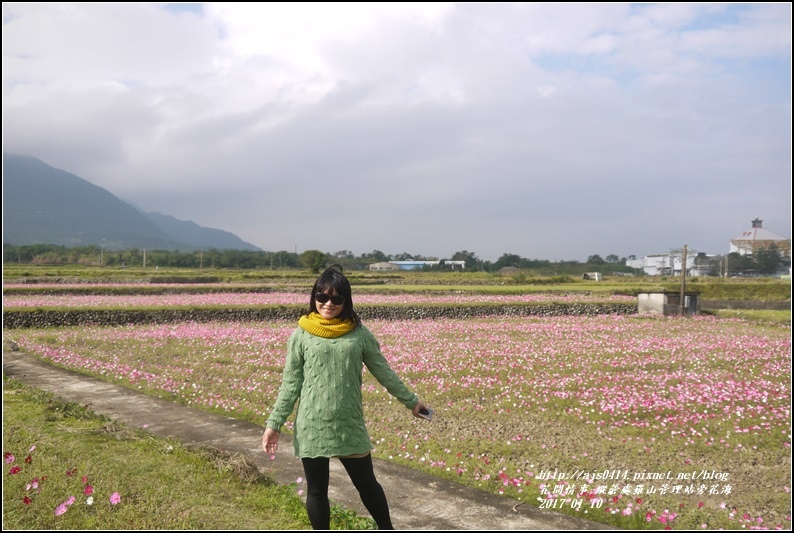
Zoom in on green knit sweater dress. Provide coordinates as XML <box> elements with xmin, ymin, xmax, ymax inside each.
<box><xmin>266</xmin><ymin>324</ymin><xmax>419</xmax><ymax>458</ymax></box>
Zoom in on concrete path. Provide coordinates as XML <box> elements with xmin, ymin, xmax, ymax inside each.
<box><xmin>3</xmin><ymin>350</ymin><xmax>615</xmax><ymax>530</ymax></box>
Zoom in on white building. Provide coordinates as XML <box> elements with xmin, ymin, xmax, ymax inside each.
<box><xmin>368</xmin><ymin>262</ymin><xmax>400</xmax><ymax>271</ymax></box>
<box><xmin>626</xmin><ymin>218</ymin><xmax>790</xmax><ymax>276</ymax></box>
<box><xmin>626</xmin><ymin>251</ymin><xmax>714</xmax><ymax>277</ymax></box>
<box><xmin>730</xmin><ymin>218</ymin><xmax>790</xmax><ymax>258</ymax></box>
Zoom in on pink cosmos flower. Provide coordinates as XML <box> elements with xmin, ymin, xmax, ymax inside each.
<box><xmin>4</xmin><ymin>453</ymin><xmax>15</xmax><ymax>464</ymax></box>
<box><xmin>54</xmin><ymin>503</ymin><xmax>68</xmax><ymax>516</ymax></box>
<box><xmin>84</xmin><ymin>485</ymin><xmax>93</xmax><ymax>495</ymax></box>
<box><xmin>110</xmin><ymin>492</ymin><xmax>121</xmax><ymax>505</ymax></box>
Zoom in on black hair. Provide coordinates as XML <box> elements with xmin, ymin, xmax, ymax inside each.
<box><xmin>308</xmin><ymin>265</ymin><xmax>361</xmax><ymax>326</ymax></box>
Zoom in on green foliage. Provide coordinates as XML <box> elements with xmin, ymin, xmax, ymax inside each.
<box><xmin>659</xmin><ymin>279</ymin><xmax>791</xmax><ymax>301</ymax></box>
<box><xmin>300</xmin><ymin>250</ymin><xmax>328</xmax><ymax>274</ymax></box>
<box><xmin>450</xmin><ymin>250</ymin><xmax>480</xmax><ymax>270</ymax></box>
<box><xmin>330</xmin><ymin>505</ymin><xmax>376</xmax><ymax>530</ymax></box>
<box><xmin>3</xmin><ymin>244</ymin><xmax>302</xmax><ymax>270</ymax></box>
<box><xmin>707</xmin><ymin>309</ymin><xmax>791</xmax><ymax>326</ymax></box>
<box><xmin>754</xmin><ymin>245</ymin><xmax>784</xmax><ymax>274</ymax></box>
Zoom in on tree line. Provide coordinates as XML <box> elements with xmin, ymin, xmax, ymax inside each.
<box><xmin>2</xmin><ymin>243</ymin><xmax>787</xmax><ymax>277</ymax></box>
<box><xmin>1</xmin><ymin>244</ymin><xmax>636</xmax><ymax>275</ymax></box>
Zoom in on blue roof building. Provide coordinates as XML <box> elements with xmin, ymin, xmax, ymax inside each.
<box><xmin>388</xmin><ymin>260</ymin><xmax>466</xmax><ymax>270</ymax></box>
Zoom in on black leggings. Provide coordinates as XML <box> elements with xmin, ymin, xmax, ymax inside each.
<box><xmin>301</xmin><ymin>455</ymin><xmax>394</xmax><ymax>530</ymax></box>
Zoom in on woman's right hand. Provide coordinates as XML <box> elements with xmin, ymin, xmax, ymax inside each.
<box><xmin>263</xmin><ymin>427</ymin><xmax>280</xmax><ymax>455</ymax></box>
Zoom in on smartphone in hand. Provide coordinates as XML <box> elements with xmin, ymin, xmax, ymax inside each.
<box><xmin>418</xmin><ymin>407</ymin><xmax>434</xmax><ymax>420</ymax></box>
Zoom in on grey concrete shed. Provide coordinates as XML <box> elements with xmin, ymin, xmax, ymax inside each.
<box><xmin>638</xmin><ymin>291</ymin><xmax>701</xmax><ymax>316</ymax></box>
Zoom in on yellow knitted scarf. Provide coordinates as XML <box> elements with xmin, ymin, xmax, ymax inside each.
<box><xmin>298</xmin><ymin>312</ymin><xmax>356</xmax><ymax>338</ymax></box>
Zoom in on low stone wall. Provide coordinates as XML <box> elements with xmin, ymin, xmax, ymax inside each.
<box><xmin>2</xmin><ymin>303</ymin><xmax>638</xmax><ymax>329</ymax></box>
<box><xmin>2</xmin><ymin>285</ymin><xmax>294</xmax><ymax>296</ymax></box>
<box><xmin>359</xmin><ymin>303</ymin><xmax>636</xmax><ymax>320</ymax></box>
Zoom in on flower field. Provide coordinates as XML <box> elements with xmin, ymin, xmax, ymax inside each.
<box><xmin>3</xmin><ymin>311</ymin><xmax>790</xmax><ymax>530</ymax></box>
<box><xmin>1</xmin><ymin>290</ymin><xmax>634</xmax><ymax>309</ymax></box>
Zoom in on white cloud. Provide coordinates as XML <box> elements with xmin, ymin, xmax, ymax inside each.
<box><xmin>2</xmin><ymin>2</ymin><xmax>790</xmax><ymax>261</ymax></box>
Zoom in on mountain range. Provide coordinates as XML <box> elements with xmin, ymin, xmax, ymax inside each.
<box><xmin>3</xmin><ymin>154</ymin><xmax>261</xmax><ymax>252</ymax></box>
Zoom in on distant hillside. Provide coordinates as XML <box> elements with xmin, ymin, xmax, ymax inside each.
<box><xmin>143</xmin><ymin>211</ymin><xmax>260</xmax><ymax>251</ymax></box>
<box><xmin>2</xmin><ymin>154</ymin><xmax>261</xmax><ymax>252</ymax></box>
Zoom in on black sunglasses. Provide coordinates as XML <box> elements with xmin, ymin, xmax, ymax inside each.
<box><xmin>315</xmin><ymin>292</ymin><xmax>345</xmax><ymax>305</ymax></box>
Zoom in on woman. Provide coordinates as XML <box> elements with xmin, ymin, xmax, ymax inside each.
<box><xmin>262</xmin><ymin>265</ymin><xmax>430</xmax><ymax>530</ymax></box>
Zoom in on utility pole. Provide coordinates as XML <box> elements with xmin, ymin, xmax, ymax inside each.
<box><xmin>680</xmin><ymin>245</ymin><xmax>687</xmax><ymax>316</ymax></box>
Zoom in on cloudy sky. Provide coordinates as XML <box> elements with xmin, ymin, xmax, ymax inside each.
<box><xmin>3</xmin><ymin>3</ymin><xmax>791</xmax><ymax>262</ymax></box>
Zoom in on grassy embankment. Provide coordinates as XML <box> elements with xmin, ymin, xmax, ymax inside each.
<box><xmin>2</xmin><ymin>377</ymin><xmax>375</xmax><ymax>530</ymax></box>
<box><xmin>4</xmin><ymin>263</ymin><xmax>791</xmax><ymax>300</ymax></box>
